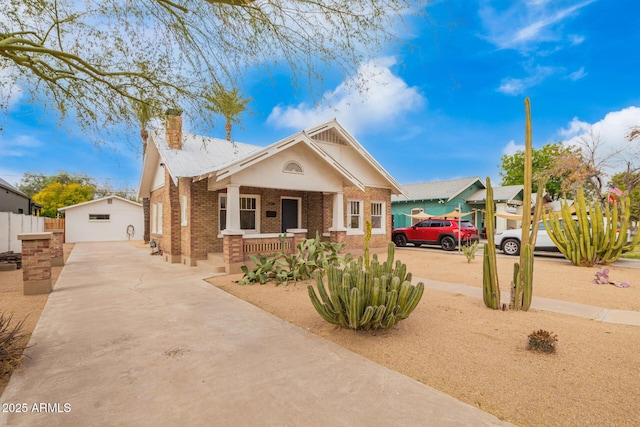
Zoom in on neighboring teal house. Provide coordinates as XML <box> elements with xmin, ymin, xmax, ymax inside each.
<box><xmin>391</xmin><ymin>177</ymin><xmax>525</xmax><ymax>234</ymax></box>
<box><xmin>391</xmin><ymin>177</ymin><xmax>485</xmax><ymax>230</ymax></box>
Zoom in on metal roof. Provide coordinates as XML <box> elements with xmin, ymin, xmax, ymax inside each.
<box><xmin>151</xmin><ymin>129</ymin><xmax>263</xmax><ymax>180</ymax></box>
<box><xmin>466</xmin><ymin>185</ymin><xmax>524</xmax><ymax>203</ymax></box>
<box><xmin>392</xmin><ymin>177</ymin><xmax>484</xmax><ymax>202</ymax></box>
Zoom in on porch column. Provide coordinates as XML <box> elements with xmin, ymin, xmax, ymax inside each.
<box><xmin>329</xmin><ymin>191</ymin><xmax>346</xmax><ymax>231</ymax></box>
<box><xmin>226</xmin><ymin>183</ymin><xmax>241</xmax><ymax>232</ymax></box>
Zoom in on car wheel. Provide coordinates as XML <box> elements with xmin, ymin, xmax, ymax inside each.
<box><xmin>393</xmin><ymin>234</ymin><xmax>407</xmax><ymax>247</ymax></box>
<box><xmin>440</xmin><ymin>236</ymin><xmax>456</xmax><ymax>251</ymax></box>
<box><xmin>502</xmin><ymin>238</ymin><xmax>520</xmax><ymax>256</ymax></box>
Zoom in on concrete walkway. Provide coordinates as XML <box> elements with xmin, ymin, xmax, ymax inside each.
<box><xmin>1</xmin><ymin>242</ymin><xmax>513</xmax><ymax>426</ymax></box>
<box><xmin>420</xmin><ymin>279</ymin><xmax>640</xmax><ymax>327</ymax></box>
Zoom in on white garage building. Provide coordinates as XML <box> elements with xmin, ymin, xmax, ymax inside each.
<box><xmin>58</xmin><ymin>196</ymin><xmax>144</xmax><ymax>243</ymax></box>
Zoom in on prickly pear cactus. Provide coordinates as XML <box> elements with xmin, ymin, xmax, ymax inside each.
<box><xmin>308</xmin><ymin>242</ymin><xmax>424</xmax><ymax>330</ymax></box>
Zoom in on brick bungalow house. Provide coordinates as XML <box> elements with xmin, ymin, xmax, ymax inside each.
<box><xmin>137</xmin><ymin>111</ymin><xmax>405</xmax><ymax>273</ymax></box>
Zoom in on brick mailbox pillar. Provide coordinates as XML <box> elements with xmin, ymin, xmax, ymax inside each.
<box><xmin>18</xmin><ymin>232</ymin><xmax>53</xmax><ymax>295</ymax></box>
<box><xmin>50</xmin><ymin>229</ymin><xmax>65</xmax><ymax>267</ymax></box>
<box><xmin>222</xmin><ymin>231</ymin><xmax>244</xmax><ymax>274</ymax></box>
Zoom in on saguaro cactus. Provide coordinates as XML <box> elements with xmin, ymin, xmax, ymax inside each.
<box><xmin>510</xmin><ymin>98</ymin><xmax>545</xmax><ymax>311</ymax></box>
<box><xmin>483</xmin><ymin>98</ymin><xmax>543</xmax><ymax>311</ymax></box>
<box><xmin>308</xmin><ymin>242</ymin><xmax>424</xmax><ymax>330</ymax></box>
<box><xmin>482</xmin><ymin>177</ymin><xmax>501</xmax><ymax>309</ymax></box>
<box><xmin>544</xmin><ymin>187</ymin><xmax>640</xmax><ymax>266</ymax></box>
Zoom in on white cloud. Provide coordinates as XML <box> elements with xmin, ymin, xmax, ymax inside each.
<box><xmin>558</xmin><ymin>106</ymin><xmax>640</xmax><ymax>176</ymax></box>
<box><xmin>559</xmin><ymin>117</ymin><xmax>591</xmax><ymax>139</ymax></box>
<box><xmin>479</xmin><ymin>1</ymin><xmax>596</xmax><ymax>53</ymax></box>
<box><xmin>0</xmin><ymin>134</ymin><xmax>42</xmax><ymax>157</ymax></box>
<box><xmin>568</xmin><ymin>34</ymin><xmax>586</xmax><ymax>45</ymax></box>
<box><xmin>497</xmin><ymin>65</ymin><xmax>555</xmax><ymax>95</ymax></box>
<box><xmin>567</xmin><ymin>67</ymin><xmax>587</xmax><ymax>81</ymax></box>
<box><xmin>503</xmin><ymin>140</ymin><xmax>525</xmax><ymax>156</ymax></box>
<box><xmin>267</xmin><ymin>57</ymin><xmax>425</xmax><ymax>134</ymax></box>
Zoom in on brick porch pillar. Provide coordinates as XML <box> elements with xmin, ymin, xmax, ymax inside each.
<box><xmin>288</xmin><ymin>229</ymin><xmax>309</xmax><ymax>254</ymax></box>
<box><xmin>329</xmin><ymin>230</ymin><xmax>347</xmax><ymax>248</ymax></box>
<box><xmin>18</xmin><ymin>232</ymin><xmax>53</xmax><ymax>295</ymax></box>
<box><xmin>222</xmin><ymin>231</ymin><xmax>244</xmax><ymax>274</ymax></box>
<box><xmin>50</xmin><ymin>229</ymin><xmax>64</xmax><ymax>267</ymax></box>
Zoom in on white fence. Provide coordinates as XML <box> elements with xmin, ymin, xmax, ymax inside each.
<box><xmin>0</xmin><ymin>212</ymin><xmax>45</xmax><ymax>253</ymax></box>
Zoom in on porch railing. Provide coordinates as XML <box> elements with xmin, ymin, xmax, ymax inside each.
<box><xmin>242</xmin><ymin>235</ymin><xmax>293</xmax><ymax>260</ymax></box>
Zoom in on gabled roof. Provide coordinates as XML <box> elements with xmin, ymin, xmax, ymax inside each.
<box><xmin>0</xmin><ymin>177</ymin><xmax>28</xmax><ymax>198</ymax></box>
<box><xmin>466</xmin><ymin>185</ymin><xmax>524</xmax><ymax>203</ymax></box>
<box><xmin>392</xmin><ymin>177</ymin><xmax>484</xmax><ymax>202</ymax></box>
<box><xmin>139</xmin><ymin>119</ymin><xmax>404</xmax><ymax>196</ymax></box>
<box><xmin>58</xmin><ymin>195</ymin><xmax>142</xmax><ymax>212</ymax></box>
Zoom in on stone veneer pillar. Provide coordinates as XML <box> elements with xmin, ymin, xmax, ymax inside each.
<box><xmin>50</xmin><ymin>229</ymin><xmax>64</xmax><ymax>267</ymax></box>
<box><xmin>222</xmin><ymin>231</ymin><xmax>244</xmax><ymax>274</ymax></box>
<box><xmin>18</xmin><ymin>232</ymin><xmax>53</xmax><ymax>295</ymax></box>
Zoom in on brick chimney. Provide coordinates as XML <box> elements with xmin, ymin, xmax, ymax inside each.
<box><xmin>166</xmin><ymin>108</ymin><xmax>183</xmax><ymax>150</ymax></box>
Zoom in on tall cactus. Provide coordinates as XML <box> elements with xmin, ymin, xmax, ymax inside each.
<box><xmin>483</xmin><ymin>97</ymin><xmax>542</xmax><ymax>311</ymax></box>
<box><xmin>308</xmin><ymin>242</ymin><xmax>424</xmax><ymax>330</ymax></box>
<box><xmin>510</xmin><ymin>98</ymin><xmax>544</xmax><ymax>311</ymax></box>
<box><xmin>482</xmin><ymin>177</ymin><xmax>501</xmax><ymax>309</ymax></box>
<box><xmin>543</xmin><ymin>186</ymin><xmax>640</xmax><ymax>266</ymax></box>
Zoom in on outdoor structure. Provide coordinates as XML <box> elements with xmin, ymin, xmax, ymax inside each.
<box><xmin>137</xmin><ymin>111</ymin><xmax>404</xmax><ymax>273</ymax></box>
<box><xmin>391</xmin><ymin>177</ymin><xmax>525</xmax><ymax>233</ymax></box>
<box><xmin>58</xmin><ymin>196</ymin><xmax>144</xmax><ymax>243</ymax></box>
<box><xmin>0</xmin><ymin>176</ymin><xmax>41</xmax><ymax>215</ymax></box>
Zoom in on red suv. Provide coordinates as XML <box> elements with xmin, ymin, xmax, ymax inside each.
<box><xmin>392</xmin><ymin>218</ymin><xmax>479</xmax><ymax>251</ymax></box>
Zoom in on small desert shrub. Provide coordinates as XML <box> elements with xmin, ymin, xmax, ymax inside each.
<box><xmin>527</xmin><ymin>329</ymin><xmax>558</xmax><ymax>354</ymax></box>
<box><xmin>462</xmin><ymin>241</ymin><xmax>479</xmax><ymax>263</ymax></box>
<box><xmin>0</xmin><ymin>313</ymin><xmax>29</xmax><ymax>375</ymax></box>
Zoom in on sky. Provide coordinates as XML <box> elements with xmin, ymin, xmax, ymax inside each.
<box><xmin>2</xmin><ymin>0</ymin><xmax>640</xmax><ymax>195</ymax></box>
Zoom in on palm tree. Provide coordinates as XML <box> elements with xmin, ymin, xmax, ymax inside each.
<box><xmin>206</xmin><ymin>87</ymin><xmax>252</xmax><ymax>141</ymax></box>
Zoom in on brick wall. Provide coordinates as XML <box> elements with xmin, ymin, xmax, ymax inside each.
<box><xmin>342</xmin><ymin>186</ymin><xmax>392</xmax><ymax>250</ymax></box>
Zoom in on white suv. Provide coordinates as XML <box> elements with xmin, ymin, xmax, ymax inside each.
<box><xmin>494</xmin><ymin>222</ymin><xmax>559</xmax><ymax>256</ymax></box>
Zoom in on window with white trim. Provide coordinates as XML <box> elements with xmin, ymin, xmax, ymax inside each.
<box><xmin>219</xmin><ymin>194</ymin><xmax>260</xmax><ymax>233</ymax></box>
<box><xmin>157</xmin><ymin>201</ymin><xmax>163</xmax><ymax>235</ymax></box>
<box><xmin>370</xmin><ymin>201</ymin><xmax>385</xmax><ymax>232</ymax></box>
<box><xmin>240</xmin><ymin>196</ymin><xmax>257</xmax><ymax>230</ymax></box>
<box><xmin>181</xmin><ymin>195</ymin><xmax>188</xmax><ymax>226</ymax></box>
<box><xmin>151</xmin><ymin>203</ymin><xmax>157</xmax><ymax>234</ymax></box>
<box><xmin>219</xmin><ymin>195</ymin><xmax>227</xmax><ymax>232</ymax></box>
<box><xmin>347</xmin><ymin>200</ymin><xmax>362</xmax><ymax>231</ymax></box>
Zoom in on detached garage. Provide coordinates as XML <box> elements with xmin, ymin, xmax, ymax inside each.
<box><xmin>58</xmin><ymin>196</ymin><xmax>144</xmax><ymax>243</ymax></box>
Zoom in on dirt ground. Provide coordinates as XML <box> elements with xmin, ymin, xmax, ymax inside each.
<box><xmin>207</xmin><ymin>246</ymin><xmax>640</xmax><ymax>427</ymax></box>
<box><xmin>0</xmin><ymin>244</ymin><xmax>73</xmax><ymax>394</ymax></box>
<box><xmin>2</xmin><ymin>243</ymin><xmax>639</xmax><ymax>426</ymax></box>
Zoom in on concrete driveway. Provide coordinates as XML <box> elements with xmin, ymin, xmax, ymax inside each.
<box><xmin>1</xmin><ymin>241</ymin><xmax>512</xmax><ymax>426</ymax></box>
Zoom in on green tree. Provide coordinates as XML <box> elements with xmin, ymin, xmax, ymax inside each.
<box><xmin>33</xmin><ymin>182</ymin><xmax>95</xmax><ymax>217</ymax></box>
<box><xmin>498</xmin><ymin>142</ymin><xmax>569</xmax><ymax>199</ymax></box>
<box><xmin>18</xmin><ymin>171</ymin><xmax>94</xmax><ymax>198</ymax></box>
<box><xmin>610</xmin><ymin>172</ymin><xmax>640</xmax><ymax>220</ymax></box>
<box><xmin>1</xmin><ymin>0</ymin><xmax>424</xmax><ymax>140</ymax></box>
<box><xmin>206</xmin><ymin>87</ymin><xmax>252</xmax><ymax>141</ymax></box>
